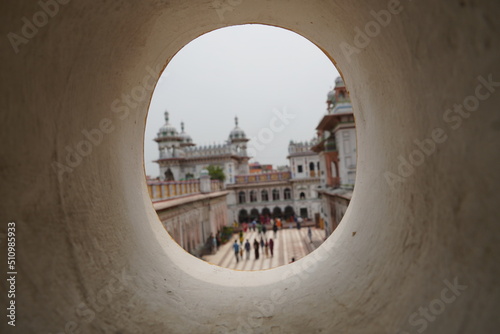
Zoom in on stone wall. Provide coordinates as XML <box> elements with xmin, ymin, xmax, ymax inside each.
<box><xmin>1</xmin><ymin>1</ymin><xmax>499</xmax><ymax>333</ymax></box>
<box><xmin>154</xmin><ymin>192</ymin><xmax>229</xmax><ymax>257</ymax></box>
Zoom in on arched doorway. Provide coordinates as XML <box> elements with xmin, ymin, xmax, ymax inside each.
<box><xmin>272</xmin><ymin>206</ymin><xmax>283</xmax><ymax>219</ymax></box>
<box><xmin>284</xmin><ymin>206</ymin><xmax>295</xmax><ymax>220</ymax></box>
<box><xmin>238</xmin><ymin>209</ymin><xmax>249</xmax><ymax>223</ymax></box>
<box><xmin>262</xmin><ymin>207</ymin><xmax>271</xmax><ymax>217</ymax></box>
<box><xmin>250</xmin><ymin>208</ymin><xmax>259</xmax><ymax>221</ymax></box>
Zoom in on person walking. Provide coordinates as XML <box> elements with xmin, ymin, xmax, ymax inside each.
<box><xmin>264</xmin><ymin>240</ymin><xmax>269</xmax><ymax>257</ymax></box>
<box><xmin>244</xmin><ymin>239</ymin><xmax>251</xmax><ymax>260</ymax></box>
<box><xmin>260</xmin><ymin>237</ymin><xmax>265</xmax><ymax>252</ymax></box>
<box><xmin>233</xmin><ymin>240</ymin><xmax>240</xmax><ymax>263</ymax></box>
<box><xmin>253</xmin><ymin>239</ymin><xmax>260</xmax><ymax>260</ymax></box>
<box><xmin>212</xmin><ymin>234</ymin><xmax>217</xmax><ymax>254</ymax></box>
<box><xmin>307</xmin><ymin>227</ymin><xmax>313</xmax><ymax>243</ymax></box>
<box><xmin>272</xmin><ymin>223</ymin><xmax>278</xmax><ymax>238</ymax></box>
<box><xmin>216</xmin><ymin>233</ymin><xmax>221</xmax><ymax>249</ymax></box>
<box><xmin>269</xmin><ymin>238</ymin><xmax>274</xmax><ymax>257</ymax></box>
<box><xmin>262</xmin><ymin>224</ymin><xmax>267</xmax><ymax>236</ymax></box>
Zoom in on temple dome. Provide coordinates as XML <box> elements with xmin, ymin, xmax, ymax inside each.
<box><xmin>327</xmin><ymin>89</ymin><xmax>335</xmax><ymax>103</ymax></box>
<box><xmin>179</xmin><ymin>122</ymin><xmax>193</xmax><ymax>144</ymax></box>
<box><xmin>157</xmin><ymin>111</ymin><xmax>179</xmax><ymax>138</ymax></box>
<box><xmin>229</xmin><ymin>116</ymin><xmax>247</xmax><ymax>141</ymax></box>
<box><xmin>335</xmin><ymin>76</ymin><xmax>345</xmax><ymax>87</ymax></box>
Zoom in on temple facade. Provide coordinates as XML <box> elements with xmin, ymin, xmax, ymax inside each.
<box><xmin>154</xmin><ymin>113</ymin><xmax>250</xmax><ymax>186</ymax></box>
<box><xmin>226</xmin><ymin>140</ymin><xmax>322</xmax><ymax>225</ymax></box>
<box><xmin>152</xmin><ymin>112</ymin><xmax>324</xmax><ymax>225</ymax></box>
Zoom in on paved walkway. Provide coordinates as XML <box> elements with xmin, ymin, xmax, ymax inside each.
<box><xmin>202</xmin><ymin>227</ymin><xmax>326</xmax><ymax>271</ymax></box>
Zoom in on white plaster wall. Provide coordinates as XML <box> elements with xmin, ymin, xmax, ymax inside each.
<box><xmin>319</xmin><ymin>155</ymin><xmax>327</xmax><ymax>186</ymax></box>
<box><xmin>336</xmin><ymin>127</ymin><xmax>357</xmax><ymax>185</ymax></box>
<box><xmin>158</xmin><ymin>194</ymin><xmax>227</xmax><ymax>255</ymax></box>
<box><xmin>1</xmin><ymin>1</ymin><xmax>500</xmax><ymax>333</ymax></box>
<box><xmin>290</xmin><ymin>156</ymin><xmax>306</xmax><ymax>178</ymax></box>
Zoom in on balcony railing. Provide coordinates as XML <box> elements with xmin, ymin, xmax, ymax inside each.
<box><xmin>234</xmin><ymin>171</ymin><xmax>291</xmax><ymax>184</ymax></box>
<box><xmin>147</xmin><ymin>180</ymin><xmax>221</xmax><ymax>202</ymax></box>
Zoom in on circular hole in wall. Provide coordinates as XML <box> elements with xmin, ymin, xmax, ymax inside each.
<box><xmin>144</xmin><ymin>24</ymin><xmax>356</xmax><ymax>270</ymax></box>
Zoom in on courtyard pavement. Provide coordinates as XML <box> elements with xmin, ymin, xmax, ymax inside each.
<box><xmin>202</xmin><ymin>227</ymin><xmax>326</xmax><ymax>271</ymax></box>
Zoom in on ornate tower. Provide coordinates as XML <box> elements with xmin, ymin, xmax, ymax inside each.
<box><xmin>154</xmin><ymin>111</ymin><xmax>183</xmax><ymax>181</ymax></box>
<box><xmin>228</xmin><ymin>116</ymin><xmax>250</xmax><ymax>176</ymax></box>
<box><xmin>228</xmin><ymin>117</ymin><xmax>249</xmax><ymax>155</ymax></box>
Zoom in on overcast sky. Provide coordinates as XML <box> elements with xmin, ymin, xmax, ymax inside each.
<box><xmin>144</xmin><ymin>24</ymin><xmax>339</xmax><ymax>178</ymax></box>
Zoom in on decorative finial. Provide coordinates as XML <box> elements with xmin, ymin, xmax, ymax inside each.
<box><xmin>181</xmin><ymin>122</ymin><xmax>185</xmax><ymax>132</ymax></box>
<box><xmin>235</xmin><ymin>116</ymin><xmax>239</xmax><ymax>127</ymax></box>
<box><xmin>164</xmin><ymin>111</ymin><xmax>169</xmax><ymax>123</ymax></box>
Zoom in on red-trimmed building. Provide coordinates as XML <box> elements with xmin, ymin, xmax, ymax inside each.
<box><xmin>312</xmin><ymin>77</ymin><xmax>357</xmax><ymax>236</ymax></box>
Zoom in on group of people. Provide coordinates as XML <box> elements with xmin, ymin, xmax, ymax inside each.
<box><xmin>240</xmin><ymin>219</ymin><xmax>281</xmax><ymax>237</ymax></box>
<box><xmin>229</xmin><ymin>217</ymin><xmax>314</xmax><ymax>263</ymax></box>
<box><xmin>233</xmin><ymin>234</ymin><xmax>275</xmax><ymax>263</ymax></box>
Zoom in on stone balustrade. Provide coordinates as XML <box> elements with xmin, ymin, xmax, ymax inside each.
<box><xmin>234</xmin><ymin>171</ymin><xmax>292</xmax><ymax>184</ymax></box>
<box><xmin>147</xmin><ymin>179</ymin><xmax>222</xmax><ymax>202</ymax></box>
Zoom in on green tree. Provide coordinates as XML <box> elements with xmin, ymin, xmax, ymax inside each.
<box><xmin>206</xmin><ymin>165</ymin><xmax>226</xmax><ymax>182</ymax></box>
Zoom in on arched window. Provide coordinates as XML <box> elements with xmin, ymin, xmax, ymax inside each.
<box><xmin>239</xmin><ymin>191</ymin><xmax>246</xmax><ymax>204</ymax></box>
<box><xmin>309</xmin><ymin>162</ymin><xmax>316</xmax><ymax>177</ymax></box>
<box><xmin>165</xmin><ymin>168</ymin><xmax>175</xmax><ymax>181</ymax></box>
<box><xmin>272</xmin><ymin>189</ymin><xmax>280</xmax><ymax>201</ymax></box>
<box><xmin>250</xmin><ymin>190</ymin><xmax>257</xmax><ymax>202</ymax></box>
<box><xmin>300</xmin><ymin>192</ymin><xmax>306</xmax><ymax>200</ymax></box>
<box><xmin>284</xmin><ymin>188</ymin><xmax>291</xmax><ymax>200</ymax></box>
<box><xmin>261</xmin><ymin>190</ymin><xmax>269</xmax><ymax>202</ymax></box>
